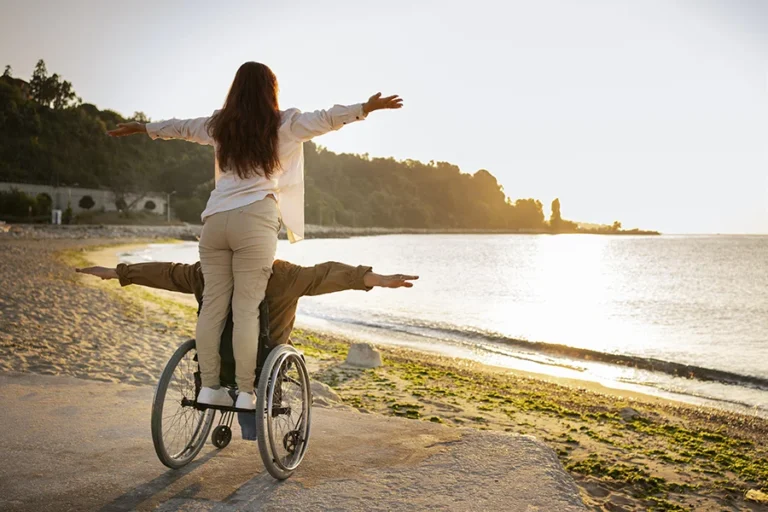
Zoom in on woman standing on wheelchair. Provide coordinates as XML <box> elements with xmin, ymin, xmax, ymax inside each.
<box><xmin>109</xmin><ymin>61</ymin><xmax>402</xmax><ymax>410</ymax></box>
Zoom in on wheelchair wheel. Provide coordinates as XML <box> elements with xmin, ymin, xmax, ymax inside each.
<box><xmin>256</xmin><ymin>345</ymin><xmax>312</xmax><ymax>480</ymax></box>
<box><xmin>211</xmin><ymin>425</ymin><xmax>232</xmax><ymax>449</ymax></box>
<box><xmin>151</xmin><ymin>339</ymin><xmax>215</xmax><ymax>469</ymax></box>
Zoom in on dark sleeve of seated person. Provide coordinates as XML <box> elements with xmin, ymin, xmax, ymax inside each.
<box><xmin>77</xmin><ymin>259</ymin><xmax>414</xmax><ymax>385</ymax></box>
<box><xmin>221</xmin><ymin>260</ymin><xmax>386</xmax><ymax>389</ymax></box>
<box><xmin>76</xmin><ymin>259</ymin><xmax>417</xmax><ymax>441</ymax></box>
<box><xmin>238</xmin><ymin>260</ymin><xmax>418</xmax><ymax>440</ymax></box>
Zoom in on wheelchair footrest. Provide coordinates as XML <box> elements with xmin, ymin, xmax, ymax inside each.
<box><xmin>181</xmin><ymin>397</ymin><xmax>289</xmax><ymax>416</ymax></box>
<box><xmin>181</xmin><ymin>398</ymin><xmax>256</xmax><ymax>414</ymax></box>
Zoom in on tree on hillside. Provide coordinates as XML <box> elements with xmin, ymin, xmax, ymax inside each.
<box><xmin>131</xmin><ymin>111</ymin><xmax>149</xmax><ymax>123</ymax></box>
<box><xmin>29</xmin><ymin>59</ymin><xmax>79</xmax><ymax>110</ymax></box>
<box><xmin>2</xmin><ymin>65</ymin><xmax>11</xmax><ymax>77</ymax></box>
<box><xmin>549</xmin><ymin>198</ymin><xmax>579</xmax><ymax>233</ymax></box>
<box><xmin>550</xmin><ymin>198</ymin><xmax>563</xmax><ymax>232</ymax></box>
<box><xmin>511</xmin><ymin>199</ymin><xmax>545</xmax><ymax>229</ymax></box>
<box><xmin>30</xmin><ymin>60</ymin><xmax>55</xmax><ymax>106</ymax></box>
<box><xmin>551</xmin><ymin>198</ymin><xmax>562</xmax><ymax>224</ymax></box>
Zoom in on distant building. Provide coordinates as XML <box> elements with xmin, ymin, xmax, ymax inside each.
<box><xmin>0</xmin><ymin>181</ymin><xmax>169</xmax><ymax>215</ymax></box>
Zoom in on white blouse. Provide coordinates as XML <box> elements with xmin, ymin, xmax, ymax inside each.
<box><xmin>146</xmin><ymin>103</ymin><xmax>367</xmax><ymax>242</ymax></box>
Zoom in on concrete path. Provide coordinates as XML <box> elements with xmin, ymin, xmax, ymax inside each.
<box><xmin>0</xmin><ymin>372</ymin><xmax>586</xmax><ymax>511</ymax></box>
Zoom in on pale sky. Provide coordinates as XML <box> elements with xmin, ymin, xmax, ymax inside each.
<box><xmin>2</xmin><ymin>0</ymin><xmax>766</xmax><ymax>233</ymax></box>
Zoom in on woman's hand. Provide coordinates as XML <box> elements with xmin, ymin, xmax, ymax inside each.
<box><xmin>76</xmin><ymin>266</ymin><xmax>118</xmax><ymax>280</ymax></box>
<box><xmin>362</xmin><ymin>93</ymin><xmax>403</xmax><ymax>115</ymax></box>
<box><xmin>363</xmin><ymin>271</ymin><xmax>418</xmax><ymax>289</ymax></box>
<box><xmin>107</xmin><ymin>122</ymin><xmax>147</xmax><ymax>137</ymax></box>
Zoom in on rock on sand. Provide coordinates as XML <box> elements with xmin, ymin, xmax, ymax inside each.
<box><xmin>311</xmin><ymin>380</ymin><xmax>342</xmax><ymax>407</ymax></box>
<box><xmin>619</xmin><ymin>407</ymin><xmax>642</xmax><ymax>422</ymax></box>
<box><xmin>345</xmin><ymin>342</ymin><xmax>382</xmax><ymax>368</ymax></box>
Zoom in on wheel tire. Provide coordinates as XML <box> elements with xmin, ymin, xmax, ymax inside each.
<box><xmin>256</xmin><ymin>345</ymin><xmax>312</xmax><ymax>480</ymax></box>
<box><xmin>151</xmin><ymin>339</ymin><xmax>215</xmax><ymax>469</ymax></box>
<box><xmin>211</xmin><ymin>425</ymin><xmax>232</xmax><ymax>449</ymax></box>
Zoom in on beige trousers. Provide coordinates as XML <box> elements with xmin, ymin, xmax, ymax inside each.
<box><xmin>196</xmin><ymin>197</ymin><xmax>279</xmax><ymax>392</ymax></box>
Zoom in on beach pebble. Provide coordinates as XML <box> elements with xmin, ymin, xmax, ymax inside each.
<box><xmin>312</xmin><ymin>397</ymin><xmax>331</xmax><ymax>408</ymax></box>
<box><xmin>345</xmin><ymin>342</ymin><xmax>382</xmax><ymax>368</ymax></box>
<box><xmin>746</xmin><ymin>489</ymin><xmax>768</xmax><ymax>503</ymax></box>
<box><xmin>609</xmin><ymin>494</ymin><xmax>635</xmax><ymax>507</ymax></box>
<box><xmin>581</xmin><ymin>479</ymin><xmax>610</xmax><ymax>498</ymax></box>
<box><xmin>311</xmin><ymin>380</ymin><xmax>342</xmax><ymax>404</ymax></box>
<box><xmin>619</xmin><ymin>407</ymin><xmax>642</xmax><ymax>422</ymax></box>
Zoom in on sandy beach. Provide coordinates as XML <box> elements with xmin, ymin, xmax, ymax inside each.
<box><xmin>1</xmin><ymin>235</ymin><xmax>767</xmax><ymax>511</ymax></box>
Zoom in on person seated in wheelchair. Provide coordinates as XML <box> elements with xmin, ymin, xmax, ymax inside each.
<box><xmin>77</xmin><ymin>259</ymin><xmax>417</xmax><ymax>439</ymax></box>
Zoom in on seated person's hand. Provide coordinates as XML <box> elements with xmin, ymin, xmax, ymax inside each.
<box><xmin>363</xmin><ymin>272</ymin><xmax>419</xmax><ymax>289</ymax></box>
<box><xmin>76</xmin><ymin>266</ymin><xmax>118</xmax><ymax>280</ymax></box>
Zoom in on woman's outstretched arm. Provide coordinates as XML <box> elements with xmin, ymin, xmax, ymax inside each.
<box><xmin>107</xmin><ymin>117</ymin><xmax>214</xmax><ymax>146</ymax></box>
<box><xmin>287</xmin><ymin>92</ymin><xmax>403</xmax><ymax>142</ymax></box>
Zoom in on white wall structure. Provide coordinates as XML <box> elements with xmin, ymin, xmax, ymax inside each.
<box><xmin>0</xmin><ymin>182</ymin><xmax>169</xmax><ymax>215</ymax></box>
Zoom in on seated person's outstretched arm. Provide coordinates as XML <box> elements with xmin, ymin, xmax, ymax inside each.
<box><xmin>76</xmin><ymin>262</ymin><xmax>202</xmax><ymax>299</ymax></box>
<box><xmin>275</xmin><ymin>260</ymin><xmax>418</xmax><ymax>298</ymax></box>
<box><xmin>361</xmin><ymin>271</ymin><xmax>419</xmax><ymax>290</ymax></box>
<box><xmin>77</xmin><ymin>260</ymin><xmax>418</xmax><ymax>303</ymax></box>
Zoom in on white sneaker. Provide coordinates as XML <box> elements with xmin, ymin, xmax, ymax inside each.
<box><xmin>235</xmin><ymin>391</ymin><xmax>256</xmax><ymax>410</ymax></box>
<box><xmin>197</xmin><ymin>387</ymin><xmax>233</xmax><ymax>407</ymax></box>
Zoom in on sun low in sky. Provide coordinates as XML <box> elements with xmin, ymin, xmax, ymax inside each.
<box><xmin>1</xmin><ymin>0</ymin><xmax>766</xmax><ymax>234</ymax></box>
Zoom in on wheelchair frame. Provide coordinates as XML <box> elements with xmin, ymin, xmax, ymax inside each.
<box><xmin>150</xmin><ymin>301</ymin><xmax>312</xmax><ymax>479</ymax></box>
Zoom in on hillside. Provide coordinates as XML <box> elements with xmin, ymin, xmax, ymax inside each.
<box><xmin>0</xmin><ymin>60</ymin><xmax>656</xmax><ymax>234</ymax></box>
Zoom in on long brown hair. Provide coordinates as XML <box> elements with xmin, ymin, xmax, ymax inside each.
<box><xmin>207</xmin><ymin>62</ymin><xmax>281</xmax><ymax>179</ymax></box>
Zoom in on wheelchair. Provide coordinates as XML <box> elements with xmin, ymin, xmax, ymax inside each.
<box><xmin>150</xmin><ymin>302</ymin><xmax>312</xmax><ymax>480</ymax></box>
